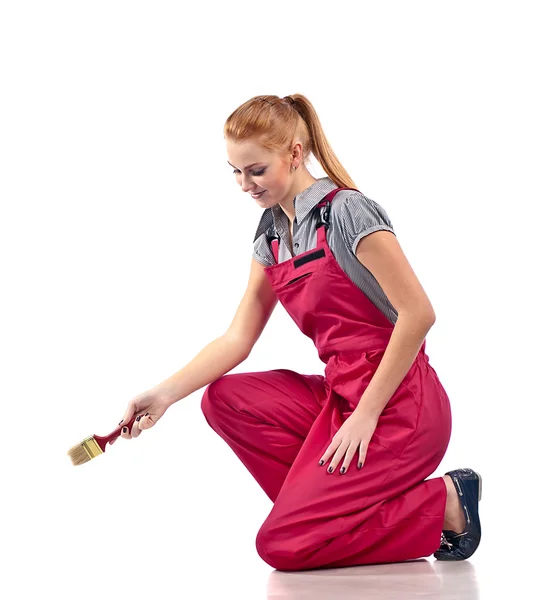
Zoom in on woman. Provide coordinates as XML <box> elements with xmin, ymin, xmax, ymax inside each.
<box><xmin>113</xmin><ymin>94</ymin><xmax>482</xmax><ymax>570</ymax></box>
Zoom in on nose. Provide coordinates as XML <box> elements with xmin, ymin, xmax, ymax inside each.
<box><xmin>239</xmin><ymin>173</ymin><xmax>257</xmax><ymax>193</ymax></box>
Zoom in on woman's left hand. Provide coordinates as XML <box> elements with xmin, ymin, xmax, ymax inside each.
<box><xmin>319</xmin><ymin>407</ymin><xmax>379</xmax><ymax>474</ymax></box>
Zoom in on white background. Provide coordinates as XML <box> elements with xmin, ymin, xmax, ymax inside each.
<box><xmin>1</xmin><ymin>1</ymin><xmax>556</xmax><ymax>598</ymax></box>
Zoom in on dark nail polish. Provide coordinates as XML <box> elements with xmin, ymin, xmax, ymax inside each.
<box><xmin>340</xmin><ymin>467</ymin><xmax>346</xmax><ymax>474</ymax></box>
<box><xmin>119</xmin><ymin>420</ymin><xmax>123</xmax><ymax>425</ymax></box>
<box><xmin>328</xmin><ymin>467</ymin><xmax>333</xmax><ymax>473</ymax></box>
<box><xmin>319</xmin><ymin>460</ymin><xmax>324</xmax><ymax>466</ymax></box>
<box><xmin>122</xmin><ymin>427</ymin><xmax>127</xmax><ymax>433</ymax></box>
<box><xmin>136</xmin><ymin>415</ymin><xmax>141</xmax><ymax>421</ymax></box>
<box><xmin>358</xmin><ymin>462</ymin><xmax>363</xmax><ymax>469</ymax></box>
<box><xmin>145</xmin><ymin>413</ymin><xmax>149</xmax><ymax>416</ymax></box>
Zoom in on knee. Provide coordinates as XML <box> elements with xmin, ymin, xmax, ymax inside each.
<box><xmin>201</xmin><ymin>374</ymin><xmax>248</xmax><ymax>426</ymax></box>
<box><xmin>255</xmin><ymin>525</ymin><xmax>303</xmax><ymax>572</ymax></box>
<box><xmin>200</xmin><ymin>375</ymin><xmax>229</xmax><ymax>419</ymax></box>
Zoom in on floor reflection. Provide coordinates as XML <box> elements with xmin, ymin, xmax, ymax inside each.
<box><xmin>267</xmin><ymin>559</ymin><xmax>479</xmax><ymax>599</ymax></box>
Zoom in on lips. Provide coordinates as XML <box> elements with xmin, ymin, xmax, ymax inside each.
<box><xmin>251</xmin><ymin>190</ymin><xmax>266</xmax><ymax>198</ymax></box>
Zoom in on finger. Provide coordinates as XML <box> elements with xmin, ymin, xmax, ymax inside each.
<box><xmin>120</xmin><ymin>426</ymin><xmax>131</xmax><ymax>440</ymax></box>
<box><xmin>327</xmin><ymin>440</ymin><xmax>351</xmax><ymax>473</ymax></box>
<box><xmin>138</xmin><ymin>413</ymin><xmax>152</xmax><ymax>431</ymax></box>
<box><xmin>340</xmin><ymin>442</ymin><xmax>359</xmax><ymax>474</ymax></box>
<box><xmin>130</xmin><ymin>415</ymin><xmax>143</xmax><ymax>438</ymax></box>
<box><xmin>358</xmin><ymin>440</ymin><xmax>369</xmax><ymax>468</ymax></box>
<box><xmin>319</xmin><ymin>440</ymin><xmax>338</xmax><ymax>466</ymax></box>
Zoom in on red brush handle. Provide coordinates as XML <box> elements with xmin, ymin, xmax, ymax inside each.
<box><xmin>94</xmin><ymin>414</ymin><xmax>145</xmax><ymax>452</ymax></box>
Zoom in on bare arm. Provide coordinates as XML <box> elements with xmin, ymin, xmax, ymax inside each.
<box><xmin>148</xmin><ymin>335</ymin><xmax>249</xmax><ymax>406</ymax></box>
<box><xmin>150</xmin><ymin>258</ymin><xmax>278</xmax><ymax>406</ymax></box>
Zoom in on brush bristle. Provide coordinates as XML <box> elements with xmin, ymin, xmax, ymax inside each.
<box><xmin>67</xmin><ymin>435</ymin><xmax>103</xmax><ymax>466</ymax></box>
<box><xmin>67</xmin><ymin>443</ymin><xmax>92</xmax><ymax>466</ymax></box>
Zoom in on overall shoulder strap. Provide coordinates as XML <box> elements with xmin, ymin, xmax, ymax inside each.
<box><xmin>315</xmin><ymin>187</ymin><xmax>361</xmax><ymax>229</ymax></box>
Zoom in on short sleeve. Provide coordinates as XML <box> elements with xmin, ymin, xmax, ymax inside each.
<box><xmin>339</xmin><ymin>192</ymin><xmax>396</xmax><ymax>255</ymax></box>
<box><xmin>253</xmin><ymin>233</ymin><xmax>274</xmax><ymax>266</ymax></box>
<box><xmin>252</xmin><ymin>207</ymin><xmax>275</xmax><ymax>266</ymax></box>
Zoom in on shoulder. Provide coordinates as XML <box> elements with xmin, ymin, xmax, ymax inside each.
<box><xmin>253</xmin><ymin>207</ymin><xmax>274</xmax><ymax>243</ymax></box>
<box><xmin>253</xmin><ymin>235</ymin><xmax>274</xmax><ymax>266</ymax></box>
<box><xmin>330</xmin><ymin>189</ymin><xmax>396</xmax><ymax>255</ymax></box>
<box><xmin>330</xmin><ymin>190</ymin><xmax>392</xmax><ymax>225</ymax></box>
<box><xmin>253</xmin><ymin>209</ymin><xmax>275</xmax><ymax>266</ymax></box>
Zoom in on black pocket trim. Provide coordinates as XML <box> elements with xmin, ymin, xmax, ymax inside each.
<box><xmin>293</xmin><ymin>248</ymin><xmax>325</xmax><ymax>268</ymax></box>
<box><xmin>285</xmin><ymin>273</ymin><xmax>312</xmax><ymax>286</ymax></box>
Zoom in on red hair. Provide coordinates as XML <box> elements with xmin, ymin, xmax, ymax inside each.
<box><xmin>223</xmin><ymin>94</ymin><xmax>357</xmax><ymax>189</ymax></box>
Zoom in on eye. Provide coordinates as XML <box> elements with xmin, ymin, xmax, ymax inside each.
<box><xmin>232</xmin><ymin>168</ymin><xmax>266</xmax><ymax>176</ymax></box>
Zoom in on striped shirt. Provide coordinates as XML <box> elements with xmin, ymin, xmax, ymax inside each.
<box><xmin>252</xmin><ymin>176</ymin><xmax>399</xmax><ymax>325</ymax></box>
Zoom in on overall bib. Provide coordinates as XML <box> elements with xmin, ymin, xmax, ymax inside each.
<box><xmin>201</xmin><ymin>187</ymin><xmax>452</xmax><ymax>571</ymax></box>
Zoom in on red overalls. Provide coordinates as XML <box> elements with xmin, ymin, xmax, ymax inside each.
<box><xmin>201</xmin><ymin>187</ymin><xmax>452</xmax><ymax>570</ymax></box>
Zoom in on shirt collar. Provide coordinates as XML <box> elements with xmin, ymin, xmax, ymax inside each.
<box><xmin>252</xmin><ymin>176</ymin><xmax>339</xmax><ymax>242</ymax></box>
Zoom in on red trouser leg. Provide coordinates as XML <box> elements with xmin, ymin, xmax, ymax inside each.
<box><xmin>201</xmin><ymin>368</ymin><xmax>328</xmax><ymax>502</ymax></box>
<box><xmin>201</xmin><ymin>360</ymin><xmax>452</xmax><ymax>570</ymax></box>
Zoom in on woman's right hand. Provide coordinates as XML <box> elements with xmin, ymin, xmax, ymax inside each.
<box><xmin>109</xmin><ymin>390</ymin><xmax>173</xmax><ymax>444</ymax></box>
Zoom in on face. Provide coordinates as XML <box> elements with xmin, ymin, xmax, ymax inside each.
<box><xmin>226</xmin><ymin>138</ymin><xmax>293</xmax><ymax>207</ymax></box>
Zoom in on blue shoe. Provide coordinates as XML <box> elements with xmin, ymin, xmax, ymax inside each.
<box><xmin>434</xmin><ymin>468</ymin><xmax>482</xmax><ymax>561</ymax></box>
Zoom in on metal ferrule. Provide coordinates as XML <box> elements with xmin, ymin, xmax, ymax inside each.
<box><xmin>80</xmin><ymin>436</ymin><xmax>103</xmax><ymax>459</ymax></box>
